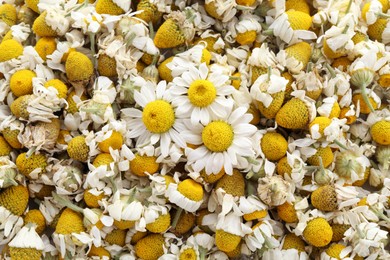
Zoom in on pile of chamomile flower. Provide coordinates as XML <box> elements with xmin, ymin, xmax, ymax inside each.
<box><xmin>0</xmin><ymin>0</ymin><xmax>389</xmax><ymax>259</ymax></box>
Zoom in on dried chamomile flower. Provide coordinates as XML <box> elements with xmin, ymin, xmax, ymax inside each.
<box><xmin>0</xmin><ymin>39</ymin><xmax>23</xmax><ymax>62</ymax></box>
<box><xmin>257</xmin><ymin>175</ymin><xmax>292</xmax><ymax>207</ymax></box>
<box><xmin>0</xmin><ymin>185</ymin><xmax>29</xmax><ymax>244</ymax></box>
<box><xmin>302</xmin><ymin>217</ymin><xmax>333</xmax><ymax>247</ymax></box>
<box><xmin>154</xmin><ymin>11</ymin><xmax>195</xmax><ymax>49</ymax></box>
<box><xmin>8</xmin><ymin>224</ymin><xmax>45</xmax><ymax>260</ymax></box>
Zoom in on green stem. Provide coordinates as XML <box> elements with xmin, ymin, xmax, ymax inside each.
<box><xmin>108</xmin><ymin>176</ymin><xmax>118</xmax><ymax>194</ymax></box>
<box><xmin>149</xmin><ymin>21</ymin><xmax>155</xmax><ymax>39</ymax></box>
<box><xmin>333</xmin><ymin>139</ymin><xmax>348</xmax><ymax>150</ymax></box>
<box><xmin>4</xmin><ymin>177</ymin><xmax>18</xmax><ymax>187</ymax></box>
<box><xmin>262</xmin><ymin>29</ymin><xmax>274</xmax><ymax>36</ymax></box>
<box><xmin>126</xmin><ymin>32</ymin><xmax>137</xmax><ymax>47</ymax></box>
<box><xmin>246</xmin><ymin>181</ymin><xmax>257</xmax><ymax>196</ymax></box>
<box><xmin>199</xmin><ymin>247</ymin><xmax>207</xmax><ymax>260</ymax></box>
<box><xmin>171</xmin><ymin>208</ymin><xmax>183</xmax><ymax>229</ymax></box>
<box><xmin>325</xmin><ymin>63</ymin><xmax>336</xmax><ymax>78</ymax></box>
<box><xmin>345</xmin><ymin>0</ymin><xmax>353</xmax><ymax>14</ymax></box>
<box><xmin>360</xmin><ymin>83</ymin><xmax>375</xmax><ymax>113</ymax></box>
<box><xmin>236</xmin><ymin>5</ymin><xmax>254</xmax><ymax>10</ymax></box>
<box><xmin>89</xmin><ymin>32</ymin><xmax>96</xmax><ymax>67</ymax></box>
<box><xmin>267</xmin><ymin>66</ymin><xmax>272</xmax><ymax>81</ymax></box>
<box><xmin>341</xmin><ymin>25</ymin><xmax>350</xmax><ymax>34</ymax></box>
<box><xmin>26</xmin><ymin>146</ymin><xmax>37</xmax><ymax>158</ymax></box>
<box><xmin>52</xmin><ymin>192</ymin><xmax>84</xmax><ymax>214</ymax></box>
<box><xmin>377</xmin><ymin>12</ymin><xmax>390</xmax><ymax>19</ymax></box>
<box><xmin>319</xmin><ymin>157</ymin><xmax>326</xmax><ymax>176</ymax></box>
<box><xmin>245</xmin><ymin>157</ymin><xmax>260</xmax><ymax>165</ymax></box>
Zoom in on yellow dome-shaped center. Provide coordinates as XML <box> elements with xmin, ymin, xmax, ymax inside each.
<box><xmin>188</xmin><ymin>79</ymin><xmax>217</xmax><ymax>107</ymax></box>
<box><xmin>177</xmin><ymin>179</ymin><xmax>204</xmax><ymax>202</ymax></box>
<box><xmin>202</xmin><ymin>121</ymin><xmax>234</xmax><ymax>152</ymax></box>
<box><xmin>142</xmin><ymin>100</ymin><xmax>175</xmax><ymax>133</ymax></box>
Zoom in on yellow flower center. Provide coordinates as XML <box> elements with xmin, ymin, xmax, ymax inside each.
<box><xmin>179</xmin><ymin>248</ymin><xmax>197</xmax><ymax>260</ymax></box>
<box><xmin>177</xmin><ymin>179</ymin><xmax>203</xmax><ymax>202</ymax></box>
<box><xmin>142</xmin><ymin>100</ymin><xmax>175</xmax><ymax>133</ymax></box>
<box><xmin>202</xmin><ymin>121</ymin><xmax>233</xmax><ymax>152</ymax></box>
<box><xmin>188</xmin><ymin>79</ymin><xmax>217</xmax><ymax>107</ymax></box>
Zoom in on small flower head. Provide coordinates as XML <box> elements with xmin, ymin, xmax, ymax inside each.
<box><xmin>311</xmin><ymin>185</ymin><xmax>338</xmax><ymax>212</ymax></box>
<box><xmin>35</xmin><ymin>37</ymin><xmax>56</xmax><ymax>61</ymax></box>
<box><xmin>97</xmin><ymin>54</ymin><xmax>117</xmax><ymax>77</ymax></box>
<box><xmin>282</xmin><ymin>233</ymin><xmax>306</xmax><ymax>252</ymax></box>
<box><xmin>134</xmin><ymin>233</ymin><xmax>165</xmax><ymax>260</ymax></box>
<box><xmin>65</xmin><ymin>51</ymin><xmax>94</xmax><ymax>82</ymax></box>
<box><xmin>0</xmin><ymin>39</ymin><xmax>23</xmax><ymax>62</ymax></box>
<box><xmin>44</xmin><ymin>79</ymin><xmax>68</xmax><ymax>99</ymax></box>
<box><xmin>24</xmin><ymin>209</ymin><xmax>46</xmax><ymax>235</ymax></box>
<box><xmin>55</xmin><ymin>208</ymin><xmax>85</xmax><ymax>235</ymax></box>
<box><xmin>276</xmin><ymin>98</ymin><xmax>310</xmax><ymax>129</ymax></box>
<box><xmin>307</xmin><ymin>146</ymin><xmax>334</xmax><ymax>168</ymax></box>
<box><xmin>370</xmin><ymin>120</ymin><xmax>390</xmax><ymax>145</ymax></box>
<box><xmin>0</xmin><ymin>4</ymin><xmax>17</xmax><ymax>27</ymax></box>
<box><xmin>215</xmin><ymin>169</ymin><xmax>245</xmax><ymax>197</ymax></box>
<box><xmin>277</xmin><ymin>201</ymin><xmax>298</xmax><ymax>223</ymax></box>
<box><xmin>303</xmin><ymin>217</ymin><xmax>333</xmax><ymax>247</ymax></box>
<box><xmin>154</xmin><ymin>11</ymin><xmax>194</xmax><ymax>49</ymax></box>
<box><xmin>257</xmin><ymin>175</ymin><xmax>291</xmax><ymax>206</ymax></box>
<box><xmin>260</xmin><ymin>132</ymin><xmax>288</xmax><ymax>161</ymax></box>
<box><xmin>95</xmin><ymin>0</ymin><xmax>126</xmax><ymax>15</ymax></box>
<box><xmin>8</xmin><ymin>224</ymin><xmax>44</xmax><ymax>260</ymax></box>
<box><xmin>130</xmin><ymin>153</ymin><xmax>159</xmax><ymax>177</ymax></box>
<box><xmin>67</xmin><ymin>136</ymin><xmax>89</xmax><ymax>162</ymax></box>
<box><xmin>0</xmin><ymin>185</ymin><xmax>29</xmax><ymax>216</ymax></box>
<box><xmin>97</xmin><ymin>131</ymin><xmax>123</xmax><ymax>153</ymax></box>
<box><xmin>16</xmin><ymin>152</ymin><xmax>47</xmax><ymax>179</ymax></box>
<box><xmin>323</xmin><ymin>243</ymin><xmax>348</xmax><ymax>259</ymax></box>
<box><xmin>9</xmin><ymin>69</ymin><xmax>36</xmax><ymax>97</ymax></box>
<box><xmin>146</xmin><ymin>213</ymin><xmax>171</xmax><ymax>233</ymax></box>
<box><xmin>167</xmin><ymin>178</ymin><xmax>204</xmax><ymax>212</ymax></box>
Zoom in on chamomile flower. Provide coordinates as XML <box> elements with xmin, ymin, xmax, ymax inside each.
<box><xmin>170</xmin><ymin>62</ymin><xmax>235</xmax><ymax>125</ymax></box>
<box><xmin>268</xmin><ymin>0</ymin><xmax>317</xmax><ymax>44</ymax></box>
<box><xmin>183</xmin><ymin>106</ymin><xmax>257</xmax><ymax>175</ymax></box>
<box><xmin>121</xmin><ymin>80</ymin><xmax>186</xmax><ymax>157</ymax></box>
<box><xmin>343</xmin><ymin>222</ymin><xmax>389</xmax><ymax>258</ymax></box>
<box><xmin>166</xmin><ymin>178</ymin><xmax>204</xmax><ymax>213</ymax></box>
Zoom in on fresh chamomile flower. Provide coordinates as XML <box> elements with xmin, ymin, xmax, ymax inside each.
<box><xmin>8</xmin><ymin>223</ymin><xmax>45</xmax><ymax>260</ymax></box>
<box><xmin>121</xmin><ymin>80</ymin><xmax>186</xmax><ymax>157</ymax></box>
<box><xmin>166</xmin><ymin>178</ymin><xmax>204</xmax><ymax>213</ymax></box>
<box><xmin>183</xmin><ymin>106</ymin><xmax>257</xmax><ymax>175</ymax></box>
<box><xmin>170</xmin><ymin>62</ymin><xmax>235</xmax><ymax>125</ymax></box>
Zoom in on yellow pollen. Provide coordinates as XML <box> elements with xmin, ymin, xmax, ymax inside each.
<box><xmin>202</xmin><ymin>121</ymin><xmax>233</xmax><ymax>152</ymax></box>
<box><xmin>188</xmin><ymin>79</ymin><xmax>217</xmax><ymax>107</ymax></box>
<box><xmin>142</xmin><ymin>100</ymin><xmax>175</xmax><ymax>133</ymax></box>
